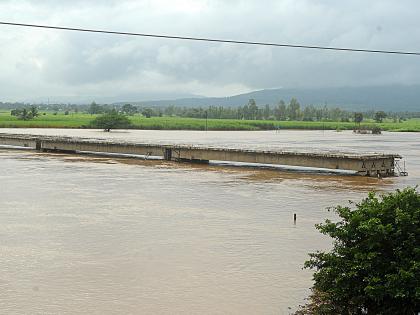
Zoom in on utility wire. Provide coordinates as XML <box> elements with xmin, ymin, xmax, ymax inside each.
<box><xmin>1</xmin><ymin>21</ymin><xmax>420</xmax><ymax>56</ymax></box>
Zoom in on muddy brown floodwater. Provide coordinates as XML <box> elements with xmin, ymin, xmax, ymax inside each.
<box><xmin>0</xmin><ymin>129</ymin><xmax>418</xmax><ymax>314</ymax></box>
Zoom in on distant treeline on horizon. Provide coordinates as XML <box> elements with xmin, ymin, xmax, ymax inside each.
<box><xmin>1</xmin><ymin>98</ymin><xmax>419</xmax><ymax>122</ymax></box>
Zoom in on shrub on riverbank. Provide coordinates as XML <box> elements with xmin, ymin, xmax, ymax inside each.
<box><xmin>295</xmin><ymin>187</ymin><xmax>420</xmax><ymax>314</ymax></box>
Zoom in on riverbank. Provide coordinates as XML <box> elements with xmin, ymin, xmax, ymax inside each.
<box><xmin>1</xmin><ymin>112</ymin><xmax>419</xmax><ymax>131</ymax></box>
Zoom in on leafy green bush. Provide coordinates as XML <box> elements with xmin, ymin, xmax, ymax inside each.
<box><xmin>90</xmin><ymin>110</ymin><xmax>131</xmax><ymax>131</ymax></box>
<box><xmin>296</xmin><ymin>187</ymin><xmax>420</xmax><ymax>314</ymax></box>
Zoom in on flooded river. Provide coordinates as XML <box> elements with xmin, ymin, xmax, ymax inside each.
<box><xmin>0</xmin><ymin>129</ymin><xmax>418</xmax><ymax>314</ymax></box>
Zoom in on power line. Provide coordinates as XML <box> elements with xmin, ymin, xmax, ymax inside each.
<box><xmin>1</xmin><ymin>21</ymin><xmax>420</xmax><ymax>56</ymax></box>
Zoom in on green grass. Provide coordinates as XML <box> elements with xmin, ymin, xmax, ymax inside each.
<box><xmin>0</xmin><ymin>111</ymin><xmax>419</xmax><ymax>132</ymax></box>
<box><xmin>0</xmin><ymin>112</ymin><xmax>93</xmax><ymax>128</ymax></box>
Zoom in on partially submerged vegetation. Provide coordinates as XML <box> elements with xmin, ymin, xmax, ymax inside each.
<box><xmin>353</xmin><ymin>125</ymin><xmax>382</xmax><ymax>134</ymax></box>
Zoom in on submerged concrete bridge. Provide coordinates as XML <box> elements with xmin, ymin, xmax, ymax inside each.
<box><xmin>0</xmin><ymin>133</ymin><xmax>403</xmax><ymax>176</ymax></box>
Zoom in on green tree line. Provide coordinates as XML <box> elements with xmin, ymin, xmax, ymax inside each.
<box><xmin>4</xmin><ymin>98</ymin><xmax>420</xmax><ymax>123</ymax></box>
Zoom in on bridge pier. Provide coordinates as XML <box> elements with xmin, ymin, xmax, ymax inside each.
<box><xmin>164</xmin><ymin>148</ymin><xmax>172</xmax><ymax>161</ymax></box>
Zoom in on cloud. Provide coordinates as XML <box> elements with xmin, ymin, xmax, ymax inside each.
<box><xmin>0</xmin><ymin>0</ymin><xmax>420</xmax><ymax>101</ymax></box>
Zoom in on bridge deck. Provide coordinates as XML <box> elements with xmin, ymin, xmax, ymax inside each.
<box><xmin>0</xmin><ymin>133</ymin><xmax>402</xmax><ymax>176</ymax></box>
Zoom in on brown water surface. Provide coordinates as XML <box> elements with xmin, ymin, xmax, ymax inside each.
<box><xmin>0</xmin><ymin>129</ymin><xmax>418</xmax><ymax>314</ymax></box>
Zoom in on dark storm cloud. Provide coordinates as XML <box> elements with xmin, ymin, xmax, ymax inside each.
<box><xmin>0</xmin><ymin>0</ymin><xmax>420</xmax><ymax>100</ymax></box>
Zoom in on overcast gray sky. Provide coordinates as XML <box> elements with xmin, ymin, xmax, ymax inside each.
<box><xmin>1</xmin><ymin>0</ymin><xmax>420</xmax><ymax>102</ymax></box>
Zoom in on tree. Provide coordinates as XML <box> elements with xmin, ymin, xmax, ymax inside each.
<box><xmin>90</xmin><ymin>110</ymin><xmax>131</xmax><ymax>132</ymax></box>
<box><xmin>302</xmin><ymin>105</ymin><xmax>316</xmax><ymax>121</ymax></box>
<box><xmin>11</xmin><ymin>109</ymin><xmax>20</xmax><ymax>117</ymax></box>
<box><xmin>11</xmin><ymin>107</ymin><xmax>37</xmax><ymax>120</ymax></box>
<box><xmin>375</xmin><ymin>111</ymin><xmax>387</xmax><ymax>123</ymax></box>
<box><xmin>329</xmin><ymin>107</ymin><xmax>342</xmax><ymax>121</ymax></box>
<box><xmin>242</xmin><ymin>104</ymin><xmax>250</xmax><ymax>120</ymax></box>
<box><xmin>29</xmin><ymin>106</ymin><xmax>39</xmax><ymax>118</ymax></box>
<box><xmin>87</xmin><ymin>101</ymin><xmax>103</xmax><ymax>115</ymax></box>
<box><xmin>247</xmin><ymin>99</ymin><xmax>258</xmax><ymax>120</ymax></box>
<box><xmin>274</xmin><ymin>100</ymin><xmax>287</xmax><ymax>120</ymax></box>
<box><xmin>20</xmin><ymin>108</ymin><xmax>30</xmax><ymax>120</ymax></box>
<box><xmin>288</xmin><ymin>98</ymin><xmax>301</xmax><ymax>120</ymax></box>
<box><xmin>121</xmin><ymin>103</ymin><xmax>137</xmax><ymax>115</ymax></box>
<box><xmin>141</xmin><ymin>108</ymin><xmax>154</xmax><ymax>118</ymax></box>
<box><xmin>296</xmin><ymin>188</ymin><xmax>420</xmax><ymax>314</ymax></box>
<box><xmin>263</xmin><ymin>104</ymin><xmax>271</xmax><ymax>120</ymax></box>
<box><xmin>354</xmin><ymin>112</ymin><xmax>363</xmax><ymax>125</ymax></box>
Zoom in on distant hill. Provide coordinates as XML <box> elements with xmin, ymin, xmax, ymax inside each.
<box><xmin>128</xmin><ymin>85</ymin><xmax>420</xmax><ymax>111</ymax></box>
<box><xmin>23</xmin><ymin>92</ymin><xmax>200</xmax><ymax>105</ymax></box>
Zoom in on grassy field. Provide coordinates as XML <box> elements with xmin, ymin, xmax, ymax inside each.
<box><xmin>0</xmin><ymin>111</ymin><xmax>419</xmax><ymax>131</ymax></box>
